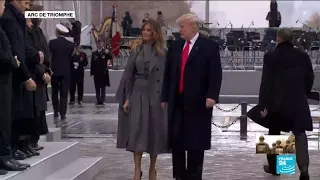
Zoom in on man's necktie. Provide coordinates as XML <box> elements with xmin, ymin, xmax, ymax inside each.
<box><xmin>179</xmin><ymin>40</ymin><xmax>191</xmax><ymax>93</ymax></box>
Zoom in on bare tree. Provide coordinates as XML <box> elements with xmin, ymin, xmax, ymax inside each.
<box><xmin>306</xmin><ymin>12</ymin><xmax>320</xmax><ymax>29</ymax></box>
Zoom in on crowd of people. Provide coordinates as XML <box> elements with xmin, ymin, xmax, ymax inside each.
<box><xmin>121</xmin><ymin>10</ymin><xmax>165</xmax><ymax>37</ymax></box>
<box><xmin>0</xmin><ymin>0</ymin><xmax>314</xmax><ymax>180</ymax></box>
<box><xmin>0</xmin><ymin>0</ymin><xmax>49</xmax><ymax>174</ymax></box>
<box><xmin>0</xmin><ymin>0</ymin><xmax>113</xmax><ymax>175</ymax></box>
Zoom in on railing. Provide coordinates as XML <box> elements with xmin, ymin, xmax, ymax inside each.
<box><xmin>112</xmin><ymin>48</ymin><xmax>320</xmax><ymax>70</ymax></box>
<box><xmin>211</xmin><ymin>91</ymin><xmax>320</xmax><ymax>148</ymax></box>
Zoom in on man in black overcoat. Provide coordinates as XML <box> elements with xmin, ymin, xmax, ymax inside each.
<box><xmin>1</xmin><ymin>0</ymin><xmax>37</xmax><ymax>162</ymax></box>
<box><xmin>25</xmin><ymin>13</ymin><xmax>51</xmax><ymax>152</ymax></box>
<box><xmin>161</xmin><ymin>13</ymin><xmax>222</xmax><ymax>180</ymax></box>
<box><xmin>69</xmin><ymin>46</ymin><xmax>88</xmax><ymax>105</ymax></box>
<box><xmin>90</xmin><ymin>41</ymin><xmax>111</xmax><ymax>105</ymax></box>
<box><xmin>0</xmin><ymin>0</ymin><xmax>28</xmax><ymax>173</ymax></box>
<box><xmin>248</xmin><ymin>28</ymin><xmax>313</xmax><ymax>180</ymax></box>
<box><xmin>49</xmin><ymin>24</ymin><xmax>75</xmax><ymax>120</ymax></box>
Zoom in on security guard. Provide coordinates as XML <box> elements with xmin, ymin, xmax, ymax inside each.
<box><xmin>90</xmin><ymin>40</ymin><xmax>112</xmax><ymax>105</ymax></box>
<box><xmin>69</xmin><ymin>46</ymin><xmax>88</xmax><ymax>105</ymax></box>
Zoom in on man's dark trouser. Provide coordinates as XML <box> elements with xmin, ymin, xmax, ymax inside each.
<box><xmin>0</xmin><ymin>75</ymin><xmax>12</xmax><ymax>159</ymax></box>
<box><xmin>172</xmin><ymin>93</ymin><xmax>204</xmax><ymax>180</ymax></box>
<box><xmin>51</xmin><ymin>75</ymin><xmax>69</xmax><ymax>116</ymax></box>
<box><xmin>69</xmin><ymin>79</ymin><xmax>84</xmax><ymax>102</ymax></box>
<box><xmin>30</xmin><ymin>135</ymin><xmax>39</xmax><ymax>144</ymax></box>
<box><xmin>93</xmin><ymin>76</ymin><xmax>106</xmax><ymax>103</ymax></box>
<box><xmin>267</xmin><ymin>129</ymin><xmax>309</xmax><ymax>174</ymax></box>
<box><xmin>30</xmin><ymin>111</ymin><xmax>48</xmax><ymax>144</ymax></box>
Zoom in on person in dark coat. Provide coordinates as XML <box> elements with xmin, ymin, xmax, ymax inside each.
<box><xmin>248</xmin><ymin>28</ymin><xmax>313</xmax><ymax>180</ymax></box>
<box><xmin>13</xmin><ymin>18</ymin><xmax>48</xmax><ymax>159</ymax></box>
<box><xmin>266</xmin><ymin>0</ymin><xmax>281</xmax><ymax>28</ymax></box>
<box><xmin>49</xmin><ymin>24</ymin><xmax>75</xmax><ymax>120</ymax></box>
<box><xmin>25</xmin><ymin>14</ymin><xmax>50</xmax><ymax>152</ymax></box>
<box><xmin>69</xmin><ymin>46</ymin><xmax>88</xmax><ymax>105</ymax></box>
<box><xmin>1</xmin><ymin>0</ymin><xmax>38</xmax><ymax>163</ymax></box>
<box><xmin>121</xmin><ymin>11</ymin><xmax>133</xmax><ymax>36</ymax></box>
<box><xmin>90</xmin><ymin>40</ymin><xmax>111</xmax><ymax>105</ymax></box>
<box><xmin>0</xmin><ymin>0</ymin><xmax>29</xmax><ymax>173</ymax></box>
<box><xmin>161</xmin><ymin>13</ymin><xmax>222</xmax><ymax>180</ymax></box>
<box><xmin>69</xmin><ymin>18</ymin><xmax>81</xmax><ymax>46</ymax></box>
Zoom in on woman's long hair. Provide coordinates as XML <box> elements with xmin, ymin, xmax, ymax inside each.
<box><xmin>132</xmin><ymin>19</ymin><xmax>166</xmax><ymax>56</ymax></box>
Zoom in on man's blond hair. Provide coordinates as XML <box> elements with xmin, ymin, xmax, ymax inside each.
<box><xmin>176</xmin><ymin>13</ymin><xmax>201</xmax><ymax>30</ymax></box>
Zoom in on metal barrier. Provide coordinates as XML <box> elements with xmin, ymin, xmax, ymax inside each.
<box><xmin>240</xmin><ymin>102</ymin><xmax>248</xmax><ymax>140</ymax></box>
<box><xmin>212</xmin><ymin>102</ymin><xmax>248</xmax><ymax>140</ymax></box>
<box><xmin>113</xmin><ymin>48</ymin><xmax>320</xmax><ymax>70</ymax></box>
<box><xmin>212</xmin><ymin>91</ymin><xmax>320</xmax><ymax>142</ymax></box>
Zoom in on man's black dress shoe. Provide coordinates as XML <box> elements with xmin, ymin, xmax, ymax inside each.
<box><xmin>300</xmin><ymin>172</ymin><xmax>310</xmax><ymax>180</ymax></box>
<box><xmin>31</xmin><ymin>144</ymin><xmax>44</xmax><ymax>151</ymax></box>
<box><xmin>0</xmin><ymin>169</ymin><xmax>7</xmax><ymax>175</ymax></box>
<box><xmin>0</xmin><ymin>160</ymin><xmax>27</xmax><ymax>171</ymax></box>
<box><xmin>20</xmin><ymin>149</ymin><xmax>33</xmax><ymax>158</ymax></box>
<box><xmin>61</xmin><ymin>115</ymin><xmax>66</xmax><ymax>120</ymax></box>
<box><xmin>69</xmin><ymin>101</ymin><xmax>75</xmax><ymax>105</ymax></box>
<box><xmin>27</xmin><ymin>147</ymin><xmax>40</xmax><ymax>156</ymax></box>
<box><xmin>12</xmin><ymin>150</ymin><xmax>27</xmax><ymax>160</ymax></box>
<box><xmin>9</xmin><ymin>159</ymin><xmax>30</xmax><ymax>167</ymax></box>
<box><xmin>263</xmin><ymin>165</ymin><xmax>280</xmax><ymax>176</ymax></box>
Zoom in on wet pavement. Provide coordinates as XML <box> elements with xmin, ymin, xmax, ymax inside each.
<box><xmin>52</xmin><ymin>103</ymin><xmax>320</xmax><ymax>180</ymax></box>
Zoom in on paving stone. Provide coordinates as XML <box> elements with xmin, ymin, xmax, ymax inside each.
<box><xmin>52</xmin><ymin>103</ymin><xmax>320</xmax><ymax>180</ymax></box>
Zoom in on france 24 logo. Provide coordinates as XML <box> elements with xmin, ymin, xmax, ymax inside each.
<box><xmin>276</xmin><ymin>154</ymin><xmax>296</xmax><ymax>174</ymax></box>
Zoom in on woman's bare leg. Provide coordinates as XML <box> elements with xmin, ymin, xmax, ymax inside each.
<box><xmin>149</xmin><ymin>154</ymin><xmax>157</xmax><ymax>180</ymax></box>
<box><xmin>133</xmin><ymin>152</ymin><xmax>143</xmax><ymax>180</ymax></box>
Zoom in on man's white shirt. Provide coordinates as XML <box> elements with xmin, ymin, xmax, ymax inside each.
<box><xmin>183</xmin><ymin>32</ymin><xmax>199</xmax><ymax>55</ymax></box>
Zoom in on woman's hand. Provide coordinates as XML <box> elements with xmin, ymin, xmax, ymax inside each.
<box><xmin>260</xmin><ymin>108</ymin><xmax>268</xmax><ymax>118</ymax></box>
<box><xmin>123</xmin><ymin>100</ymin><xmax>129</xmax><ymax>113</ymax></box>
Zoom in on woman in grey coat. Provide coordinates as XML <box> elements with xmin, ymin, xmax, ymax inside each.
<box><xmin>116</xmin><ymin>19</ymin><xmax>168</xmax><ymax>180</ymax></box>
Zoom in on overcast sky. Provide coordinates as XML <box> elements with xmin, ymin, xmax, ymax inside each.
<box><xmin>190</xmin><ymin>1</ymin><xmax>320</xmax><ymax>28</ymax></box>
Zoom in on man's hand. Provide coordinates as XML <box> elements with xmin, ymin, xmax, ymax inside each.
<box><xmin>206</xmin><ymin>98</ymin><xmax>216</xmax><ymax>108</ymax></box>
<box><xmin>15</xmin><ymin>56</ymin><xmax>20</xmax><ymax>67</ymax></box>
<box><xmin>123</xmin><ymin>100</ymin><xmax>129</xmax><ymax>113</ymax></box>
<box><xmin>161</xmin><ymin>102</ymin><xmax>167</xmax><ymax>110</ymax></box>
<box><xmin>260</xmin><ymin>108</ymin><xmax>268</xmax><ymax>118</ymax></box>
<box><xmin>42</xmin><ymin>73</ymin><xmax>51</xmax><ymax>84</ymax></box>
<box><xmin>39</xmin><ymin>51</ymin><xmax>44</xmax><ymax>64</ymax></box>
<box><xmin>24</xmin><ymin>79</ymin><xmax>36</xmax><ymax>91</ymax></box>
<box><xmin>107</xmin><ymin>60</ymin><xmax>112</xmax><ymax>67</ymax></box>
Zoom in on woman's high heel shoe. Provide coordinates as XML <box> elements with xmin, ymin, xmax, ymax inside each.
<box><xmin>149</xmin><ymin>170</ymin><xmax>157</xmax><ymax>180</ymax></box>
<box><xmin>133</xmin><ymin>171</ymin><xmax>142</xmax><ymax>180</ymax></box>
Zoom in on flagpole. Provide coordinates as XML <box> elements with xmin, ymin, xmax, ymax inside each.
<box><xmin>78</xmin><ymin>0</ymin><xmax>80</xmax><ymax>21</ymax></box>
<box><xmin>205</xmin><ymin>0</ymin><xmax>209</xmax><ymax>28</ymax></box>
<box><xmin>100</xmin><ymin>0</ymin><xmax>103</xmax><ymax>23</ymax></box>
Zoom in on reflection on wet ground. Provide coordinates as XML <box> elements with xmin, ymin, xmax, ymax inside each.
<box><xmin>53</xmin><ymin>103</ymin><xmax>320</xmax><ymax>179</ymax></box>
